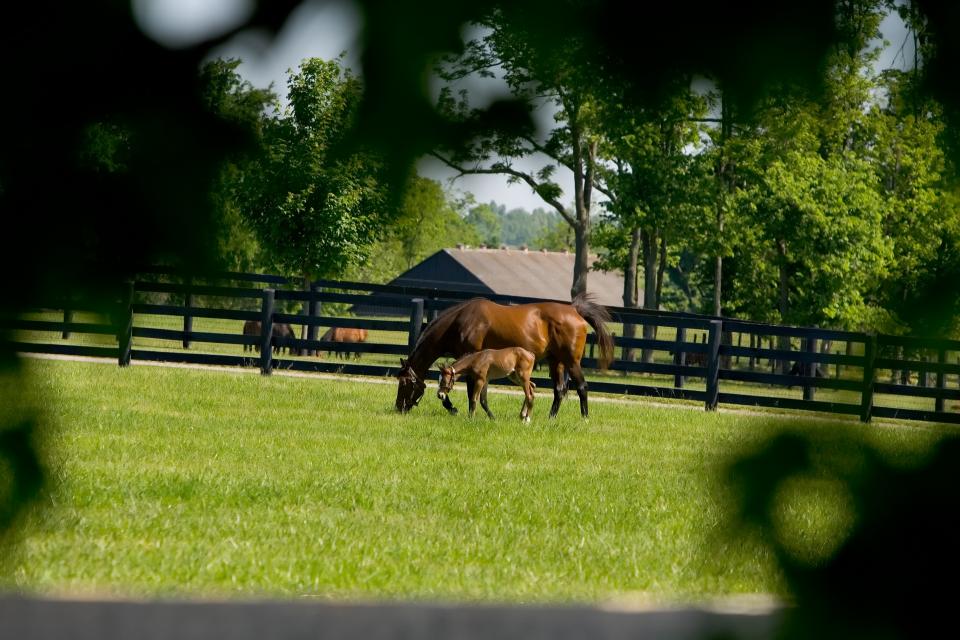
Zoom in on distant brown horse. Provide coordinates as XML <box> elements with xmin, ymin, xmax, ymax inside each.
<box><xmin>395</xmin><ymin>294</ymin><xmax>613</xmax><ymax>418</ymax></box>
<box><xmin>320</xmin><ymin>326</ymin><xmax>368</xmax><ymax>359</ymax></box>
<box><xmin>242</xmin><ymin>320</ymin><xmax>296</xmax><ymax>354</ymax></box>
<box><xmin>438</xmin><ymin>347</ymin><xmax>537</xmax><ymax>421</ymax></box>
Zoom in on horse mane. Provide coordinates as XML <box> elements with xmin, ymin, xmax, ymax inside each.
<box><xmin>408</xmin><ymin>297</ymin><xmax>485</xmax><ymax>362</ymax></box>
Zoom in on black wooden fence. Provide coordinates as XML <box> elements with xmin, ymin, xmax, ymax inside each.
<box><xmin>4</xmin><ymin>269</ymin><xmax>960</xmax><ymax>426</ymax></box>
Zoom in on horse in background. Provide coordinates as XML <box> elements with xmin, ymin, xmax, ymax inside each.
<box><xmin>395</xmin><ymin>293</ymin><xmax>613</xmax><ymax>418</ymax></box>
<box><xmin>438</xmin><ymin>347</ymin><xmax>537</xmax><ymax>421</ymax></box>
<box><xmin>320</xmin><ymin>326</ymin><xmax>368</xmax><ymax>359</ymax></box>
<box><xmin>242</xmin><ymin>320</ymin><xmax>296</xmax><ymax>355</ymax></box>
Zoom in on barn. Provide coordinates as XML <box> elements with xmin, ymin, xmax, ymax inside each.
<box><xmin>369</xmin><ymin>246</ymin><xmax>632</xmax><ymax>307</ymax></box>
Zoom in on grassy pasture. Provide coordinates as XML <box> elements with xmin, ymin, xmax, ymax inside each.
<box><xmin>0</xmin><ymin>358</ymin><xmax>944</xmax><ymax>602</ymax></box>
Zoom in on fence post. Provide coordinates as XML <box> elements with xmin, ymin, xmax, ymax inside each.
<box><xmin>673</xmin><ymin>326</ymin><xmax>687</xmax><ymax>389</ymax></box>
<box><xmin>802</xmin><ymin>334</ymin><xmax>816</xmax><ymax>402</ymax></box>
<box><xmin>769</xmin><ymin>336</ymin><xmax>776</xmax><ymax>373</ymax></box>
<box><xmin>408</xmin><ymin>298</ymin><xmax>425</xmax><ymax>350</ymax></box>
<box><xmin>936</xmin><ymin>349</ymin><xmax>946</xmax><ymax>413</ymax></box>
<box><xmin>705</xmin><ymin>319</ymin><xmax>722</xmax><ymax>411</ymax></box>
<box><xmin>182</xmin><ymin>276</ymin><xmax>193</xmax><ymax>350</ymax></box>
<box><xmin>260</xmin><ymin>289</ymin><xmax>275</xmax><ymax>375</ymax></box>
<box><xmin>301</xmin><ymin>282</ymin><xmax>321</xmax><ymax>356</ymax></box>
<box><xmin>117</xmin><ymin>281</ymin><xmax>134</xmax><ymax>367</ymax></box>
<box><xmin>62</xmin><ymin>308</ymin><xmax>73</xmax><ymax>340</ymax></box>
<box><xmin>859</xmin><ymin>334</ymin><xmax>877</xmax><ymax>423</ymax></box>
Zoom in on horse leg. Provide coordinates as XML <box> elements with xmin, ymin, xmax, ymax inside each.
<box><xmin>523</xmin><ymin>380</ymin><xmax>534</xmax><ymax>422</ymax></box>
<box><xmin>464</xmin><ymin>377</ymin><xmax>477</xmax><ymax>418</ymax></box>
<box><xmin>469</xmin><ymin>378</ymin><xmax>485</xmax><ymax>419</ymax></box>
<box><xmin>568</xmin><ymin>362</ymin><xmax>589</xmax><ymax>418</ymax></box>
<box><xmin>517</xmin><ymin>371</ymin><xmax>534</xmax><ymax>422</ymax></box>
<box><xmin>549</xmin><ymin>360</ymin><xmax>566</xmax><ymax>418</ymax></box>
<box><xmin>479</xmin><ymin>382</ymin><xmax>495</xmax><ymax>419</ymax></box>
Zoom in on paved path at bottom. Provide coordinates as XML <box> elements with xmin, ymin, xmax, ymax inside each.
<box><xmin>0</xmin><ymin>594</ymin><xmax>782</xmax><ymax>640</ymax></box>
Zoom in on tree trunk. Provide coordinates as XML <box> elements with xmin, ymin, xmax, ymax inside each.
<box><xmin>714</xmin><ymin>89</ymin><xmax>733</xmax><ymax>319</ymax></box>
<box><xmin>655</xmin><ymin>233</ymin><xmax>667</xmax><ymax>315</ymax></box>
<box><xmin>300</xmin><ymin>274</ymin><xmax>312</xmax><ymax>357</ymax></box>
<box><xmin>641</xmin><ymin>229</ymin><xmax>658</xmax><ymax>364</ymax></box>
<box><xmin>622</xmin><ymin>227</ymin><xmax>641</xmax><ymax>362</ymax></box>
<box><xmin>777</xmin><ymin>239</ymin><xmax>791</xmax><ymax>374</ymax></box>
<box><xmin>568</xmin><ymin>120</ymin><xmax>594</xmax><ymax>300</ymax></box>
<box><xmin>572</xmin><ymin>224</ymin><xmax>589</xmax><ymax>298</ymax></box>
<box><xmin>713</xmin><ymin>227</ymin><xmax>723</xmax><ymax>317</ymax></box>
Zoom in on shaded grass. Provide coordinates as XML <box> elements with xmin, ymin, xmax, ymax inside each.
<box><xmin>0</xmin><ymin>359</ymin><xmax>944</xmax><ymax>603</ymax></box>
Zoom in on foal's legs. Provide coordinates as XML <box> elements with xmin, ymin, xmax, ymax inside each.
<box><xmin>567</xmin><ymin>361</ymin><xmax>589</xmax><ymax>418</ymax></box>
<box><xmin>548</xmin><ymin>359</ymin><xmax>567</xmax><ymax>418</ymax></box>
<box><xmin>478</xmin><ymin>383</ymin><xmax>495</xmax><ymax>419</ymax></box>
<box><xmin>440</xmin><ymin>393</ymin><xmax>458</xmax><ymax>415</ymax></box>
<box><xmin>507</xmin><ymin>371</ymin><xmax>530</xmax><ymax>421</ymax></box>
<box><xmin>465</xmin><ymin>376</ymin><xmax>478</xmax><ymax>417</ymax></box>
<box><xmin>470</xmin><ymin>379</ymin><xmax>489</xmax><ymax>419</ymax></box>
<box><xmin>510</xmin><ymin>370</ymin><xmax>535</xmax><ymax>422</ymax></box>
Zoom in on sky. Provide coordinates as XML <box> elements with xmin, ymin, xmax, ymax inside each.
<box><xmin>133</xmin><ymin>0</ymin><xmax>913</xmax><ymax>213</ymax></box>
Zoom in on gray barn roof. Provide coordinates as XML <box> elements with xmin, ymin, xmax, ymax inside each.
<box><xmin>390</xmin><ymin>247</ymin><xmax>633</xmax><ymax>307</ymax></box>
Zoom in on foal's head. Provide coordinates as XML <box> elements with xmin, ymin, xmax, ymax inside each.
<box><xmin>437</xmin><ymin>365</ymin><xmax>457</xmax><ymax>401</ymax></box>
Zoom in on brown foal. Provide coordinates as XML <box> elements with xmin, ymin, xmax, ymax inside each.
<box><xmin>437</xmin><ymin>347</ymin><xmax>537</xmax><ymax>421</ymax></box>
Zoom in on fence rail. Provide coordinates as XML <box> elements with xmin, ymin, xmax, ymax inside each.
<box><xmin>5</xmin><ymin>269</ymin><xmax>960</xmax><ymax>426</ymax></box>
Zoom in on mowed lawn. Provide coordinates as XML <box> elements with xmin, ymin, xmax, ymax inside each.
<box><xmin>0</xmin><ymin>358</ymin><xmax>944</xmax><ymax>602</ymax></box>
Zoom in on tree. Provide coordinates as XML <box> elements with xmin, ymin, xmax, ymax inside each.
<box><xmin>867</xmin><ymin>58</ymin><xmax>960</xmax><ymax>336</ymax></box>
<box><xmin>591</xmin><ymin>80</ymin><xmax>708</xmax><ymax>360</ymax></box>
<box><xmin>741</xmin><ymin>150</ymin><xmax>890</xmax><ymax>330</ymax></box>
<box><xmin>199</xmin><ymin>59</ymin><xmax>276</xmax><ymax>274</ymax></box>
<box><xmin>531</xmin><ymin>215</ymin><xmax>575</xmax><ymax>252</ymax></box>
<box><xmin>347</xmin><ymin>176</ymin><xmax>482</xmax><ymax>282</ymax></box>
<box><xmin>233</xmin><ymin>57</ymin><xmax>393</xmax><ymax>281</ymax></box>
<box><xmin>465</xmin><ymin>202</ymin><xmax>503</xmax><ymax>247</ymax></box>
<box><xmin>433</xmin><ymin>9</ymin><xmax>602</xmax><ymax>298</ymax></box>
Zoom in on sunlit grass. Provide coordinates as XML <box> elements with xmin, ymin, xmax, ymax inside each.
<box><xmin>0</xmin><ymin>359</ymin><xmax>944</xmax><ymax>602</ymax></box>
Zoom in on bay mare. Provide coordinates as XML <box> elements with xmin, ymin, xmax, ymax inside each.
<box><xmin>438</xmin><ymin>347</ymin><xmax>537</xmax><ymax>421</ymax></box>
<box><xmin>395</xmin><ymin>294</ymin><xmax>614</xmax><ymax>418</ymax></box>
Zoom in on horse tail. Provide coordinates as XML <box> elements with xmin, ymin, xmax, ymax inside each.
<box><xmin>572</xmin><ymin>293</ymin><xmax>614</xmax><ymax>370</ymax></box>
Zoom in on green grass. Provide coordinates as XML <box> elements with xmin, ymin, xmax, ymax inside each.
<box><xmin>0</xmin><ymin>359</ymin><xmax>946</xmax><ymax>603</ymax></box>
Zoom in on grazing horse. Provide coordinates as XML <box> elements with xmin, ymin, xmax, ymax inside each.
<box><xmin>242</xmin><ymin>320</ymin><xmax>296</xmax><ymax>354</ymax></box>
<box><xmin>395</xmin><ymin>294</ymin><xmax>613</xmax><ymax>418</ymax></box>
<box><xmin>787</xmin><ymin>360</ymin><xmax>826</xmax><ymax>389</ymax></box>
<box><xmin>320</xmin><ymin>326</ymin><xmax>368</xmax><ymax>359</ymax></box>
<box><xmin>438</xmin><ymin>347</ymin><xmax>537</xmax><ymax>421</ymax></box>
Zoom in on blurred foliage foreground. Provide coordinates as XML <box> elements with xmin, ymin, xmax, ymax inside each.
<box><xmin>727</xmin><ymin>429</ymin><xmax>960</xmax><ymax>638</ymax></box>
<box><xmin>2</xmin><ymin>2</ymin><xmax>960</xmax><ymax>637</ymax></box>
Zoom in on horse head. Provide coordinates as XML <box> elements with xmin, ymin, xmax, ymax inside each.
<box><xmin>395</xmin><ymin>358</ymin><xmax>426</xmax><ymax>413</ymax></box>
<box><xmin>436</xmin><ymin>365</ymin><xmax>456</xmax><ymax>401</ymax></box>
